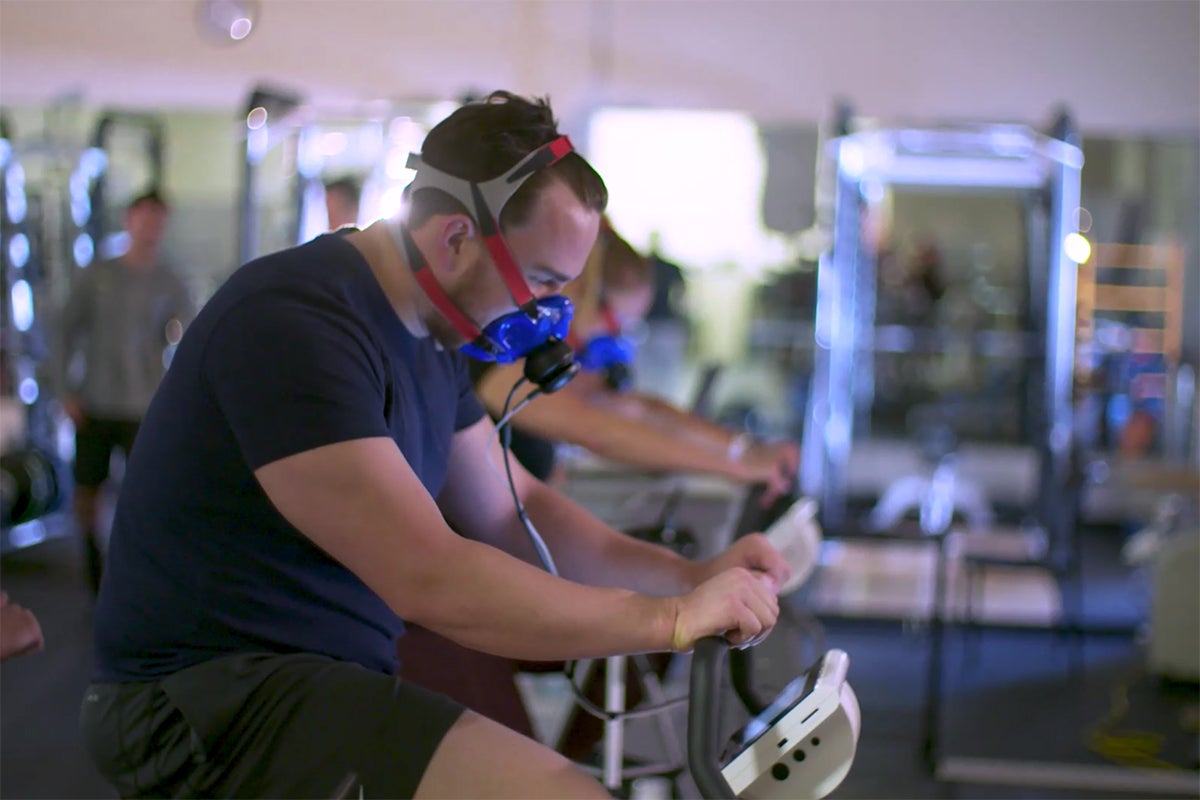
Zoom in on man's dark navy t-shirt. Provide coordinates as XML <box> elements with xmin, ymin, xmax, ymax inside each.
<box><xmin>92</xmin><ymin>233</ymin><xmax>485</xmax><ymax>681</ymax></box>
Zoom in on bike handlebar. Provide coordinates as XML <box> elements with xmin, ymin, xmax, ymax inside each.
<box><xmin>687</xmin><ymin>637</ymin><xmax>737</xmax><ymax>800</ymax></box>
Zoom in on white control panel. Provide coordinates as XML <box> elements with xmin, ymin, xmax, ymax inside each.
<box><xmin>763</xmin><ymin>497</ymin><xmax>822</xmax><ymax>596</ymax></box>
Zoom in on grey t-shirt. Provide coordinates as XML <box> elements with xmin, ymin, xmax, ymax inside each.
<box><xmin>58</xmin><ymin>258</ymin><xmax>194</xmax><ymax>420</ymax></box>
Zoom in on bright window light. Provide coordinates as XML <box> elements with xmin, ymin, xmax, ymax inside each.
<box><xmin>377</xmin><ymin>185</ymin><xmax>407</xmax><ymax>220</ymax></box>
<box><xmin>297</xmin><ymin>105</ymin><xmax>455</xmax><ymax>243</ymax></box>
<box><xmin>588</xmin><ymin>108</ymin><xmax>792</xmax><ymax>276</ymax></box>
<box><xmin>385</xmin><ymin>149</ymin><xmax>414</xmax><ymax>181</ymax></box>
<box><xmin>320</xmin><ymin>131</ymin><xmax>347</xmax><ymax>157</ymax></box>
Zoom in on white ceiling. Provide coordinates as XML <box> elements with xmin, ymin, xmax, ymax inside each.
<box><xmin>1</xmin><ymin>0</ymin><xmax>1197</xmax><ymax>135</ymax></box>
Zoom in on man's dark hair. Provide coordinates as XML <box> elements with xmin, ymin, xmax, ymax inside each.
<box><xmin>127</xmin><ymin>189</ymin><xmax>168</xmax><ymax>212</ymax></box>
<box><xmin>411</xmin><ymin>91</ymin><xmax>607</xmax><ymax>229</ymax></box>
<box><xmin>324</xmin><ymin>176</ymin><xmax>363</xmax><ymax>206</ymax></box>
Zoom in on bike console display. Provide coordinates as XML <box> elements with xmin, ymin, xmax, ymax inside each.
<box><xmin>719</xmin><ymin>649</ymin><xmax>860</xmax><ymax>799</ymax></box>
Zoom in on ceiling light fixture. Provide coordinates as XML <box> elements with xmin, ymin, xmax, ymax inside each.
<box><xmin>196</xmin><ymin>0</ymin><xmax>260</xmax><ymax>44</ymax></box>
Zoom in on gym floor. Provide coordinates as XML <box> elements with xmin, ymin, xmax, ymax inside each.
<box><xmin>2</xmin><ymin>510</ymin><xmax>1196</xmax><ymax>799</ymax></box>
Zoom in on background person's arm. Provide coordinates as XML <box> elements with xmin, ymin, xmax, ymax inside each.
<box><xmin>582</xmin><ymin>383</ymin><xmax>734</xmax><ymax>448</ymax></box>
<box><xmin>476</xmin><ymin>362</ymin><xmax>764</xmax><ymax>485</ymax></box>
<box><xmin>581</xmin><ymin>385</ymin><xmax>801</xmax><ymax>485</ymax></box>
<box><xmin>55</xmin><ymin>271</ymin><xmax>93</xmax><ymax>425</ymax></box>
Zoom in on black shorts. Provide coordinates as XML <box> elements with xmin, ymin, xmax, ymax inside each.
<box><xmin>80</xmin><ymin>652</ymin><xmax>465</xmax><ymax>799</ymax></box>
<box><xmin>73</xmin><ymin>416</ymin><xmax>140</xmax><ymax>487</ymax></box>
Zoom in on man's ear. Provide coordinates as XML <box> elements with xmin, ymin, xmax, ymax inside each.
<box><xmin>437</xmin><ymin>213</ymin><xmax>478</xmax><ymax>271</ymax></box>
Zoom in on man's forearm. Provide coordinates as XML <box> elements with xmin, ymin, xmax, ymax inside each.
<box><xmin>412</xmin><ymin>535</ymin><xmax>681</xmax><ymax>661</ymax></box>
<box><xmin>507</xmin><ymin>481</ymin><xmax>700</xmax><ymax>596</ymax></box>
<box><xmin>256</xmin><ymin>436</ymin><xmax>682</xmax><ymax>663</ymax></box>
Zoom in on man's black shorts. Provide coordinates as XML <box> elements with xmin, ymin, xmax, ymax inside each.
<box><xmin>80</xmin><ymin>652</ymin><xmax>465</xmax><ymax>799</ymax></box>
<box><xmin>73</xmin><ymin>417</ymin><xmax>140</xmax><ymax>487</ymax></box>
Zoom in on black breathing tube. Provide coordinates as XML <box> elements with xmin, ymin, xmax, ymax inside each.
<box><xmin>497</xmin><ymin>378</ymin><xmax>558</xmax><ymax>576</ymax></box>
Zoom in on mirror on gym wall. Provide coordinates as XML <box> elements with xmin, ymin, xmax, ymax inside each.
<box><xmin>4</xmin><ymin>98</ymin><xmax>1195</xmax><ymax>462</ymax></box>
<box><xmin>293</xmin><ymin>103</ymin><xmax>457</xmax><ymax>245</ymax></box>
<box><xmin>591</xmin><ymin>110</ymin><xmax>1196</xmax><ymax>458</ymax></box>
<box><xmin>92</xmin><ymin>123</ymin><xmax>160</xmax><ymax>260</ymax></box>
<box><xmin>868</xmin><ymin>191</ymin><xmax>1030</xmax><ymax>444</ymax></box>
<box><xmin>586</xmin><ymin>106</ymin><xmax>822</xmax><ymax>430</ymax></box>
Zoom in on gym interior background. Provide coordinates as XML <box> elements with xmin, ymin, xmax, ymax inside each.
<box><xmin>1</xmin><ymin>1</ymin><xmax>1198</xmax><ymax>798</ymax></box>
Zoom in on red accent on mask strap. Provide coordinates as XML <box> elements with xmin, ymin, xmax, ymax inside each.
<box><xmin>503</xmin><ymin>136</ymin><xmax>574</xmax><ymax>185</ymax></box>
<box><xmin>478</xmin><ymin>136</ymin><xmax>575</xmax><ymax>314</ymax></box>
<box><xmin>600</xmin><ymin>304</ymin><xmax>622</xmax><ymax>335</ymax></box>
<box><xmin>548</xmin><ymin>136</ymin><xmax>573</xmax><ymax>160</ymax></box>
<box><xmin>398</xmin><ymin>222</ymin><xmax>488</xmax><ymax>346</ymax></box>
<box><xmin>483</xmin><ymin>232</ymin><xmax>537</xmax><ymax>310</ymax></box>
<box><xmin>410</xmin><ymin>265</ymin><xmax>485</xmax><ymax>344</ymax></box>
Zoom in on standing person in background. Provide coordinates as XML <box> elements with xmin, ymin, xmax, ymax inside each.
<box><xmin>57</xmin><ymin>190</ymin><xmax>194</xmax><ymax>594</ymax></box>
<box><xmin>324</xmin><ymin>175</ymin><xmax>363</xmax><ymax>231</ymax></box>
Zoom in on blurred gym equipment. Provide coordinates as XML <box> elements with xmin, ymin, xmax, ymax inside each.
<box><xmin>0</xmin><ymin>108</ymin><xmax>168</xmax><ymax>562</ymax></box>
<box><xmin>794</xmin><ymin>105</ymin><xmax>1134</xmax><ymax>778</ymax></box>
<box><xmin>85</xmin><ymin>111</ymin><xmax>166</xmax><ymax>252</ymax></box>
<box><xmin>238</xmin><ymin>84</ymin><xmax>305</xmax><ymax>264</ymax></box>
<box><xmin>237</xmin><ymin>85</ymin><xmax>458</xmax><ymax>264</ymax></box>
<box><xmin>801</xmin><ymin>106</ymin><xmax>1085</xmax><ymax>543</ymax></box>
<box><xmin>1</xmin><ymin>112</ymin><xmax>69</xmax><ymax>552</ymax></box>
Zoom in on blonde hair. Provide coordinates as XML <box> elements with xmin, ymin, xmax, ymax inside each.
<box><xmin>567</xmin><ymin>225</ymin><xmax>653</xmax><ymax>329</ymax></box>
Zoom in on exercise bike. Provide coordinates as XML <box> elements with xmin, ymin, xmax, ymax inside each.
<box><xmin>686</xmin><ymin>495</ymin><xmax>861</xmax><ymax>800</ymax></box>
<box><xmin>689</xmin><ymin>637</ymin><xmax>859</xmax><ymax>799</ymax></box>
<box><xmin>495</xmin><ymin>387</ymin><xmax>860</xmax><ymax>798</ymax></box>
<box><xmin>559</xmin><ymin>493</ymin><xmax>861</xmax><ymax>800</ymax></box>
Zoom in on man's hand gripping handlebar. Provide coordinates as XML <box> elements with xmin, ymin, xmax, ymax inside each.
<box><xmin>669</xmin><ymin>568</ymin><xmax>780</xmax><ymax>653</ymax></box>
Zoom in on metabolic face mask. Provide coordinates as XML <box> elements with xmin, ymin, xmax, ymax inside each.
<box><xmin>389</xmin><ymin>136</ymin><xmax>580</xmax><ymax>391</ymax></box>
<box><xmin>572</xmin><ymin>304</ymin><xmax>637</xmax><ymax>392</ymax></box>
